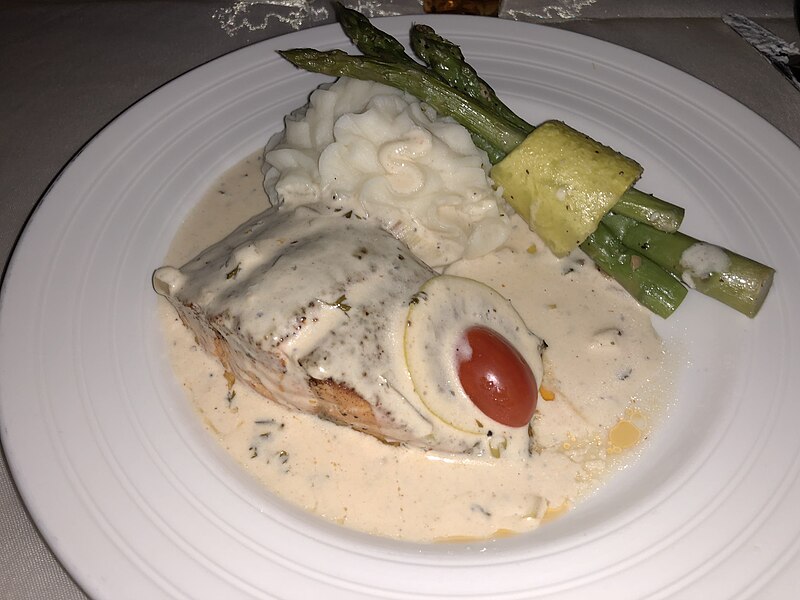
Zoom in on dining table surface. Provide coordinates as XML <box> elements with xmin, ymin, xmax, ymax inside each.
<box><xmin>1</xmin><ymin>1</ymin><xmax>799</xmax><ymax>598</ymax></box>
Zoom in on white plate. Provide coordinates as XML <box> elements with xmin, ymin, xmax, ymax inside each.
<box><xmin>1</xmin><ymin>15</ymin><xmax>799</xmax><ymax>600</ymax></box>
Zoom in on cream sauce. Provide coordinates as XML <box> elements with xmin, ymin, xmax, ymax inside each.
<box><xmin>157</xmin><ymin>152</ymin><xmax>672</xmax><ymax>542</ymax></box>
<box><xmin>680</xmin><ymin>242</ymin><xmax>731</xmax><ymax>287</ymax></box>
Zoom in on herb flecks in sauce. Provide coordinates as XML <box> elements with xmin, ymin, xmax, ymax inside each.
<box><xmin>226</xmin><ymin>263</ymin><xmax>241</xmax><ymax>280</ymax></box>
<box><xmin>322</xmin><ymin>294</ymin><xmax>352</xmax><ymax>315</ymax></box>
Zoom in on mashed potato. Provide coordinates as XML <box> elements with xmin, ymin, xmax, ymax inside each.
<box><xmin>263</xmin><ymin>78</ymin><xmax>511</xmax><ymax>267</ymax></box>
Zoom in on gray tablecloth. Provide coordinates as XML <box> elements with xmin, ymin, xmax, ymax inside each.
<box><xmin>2</xmin><ymin>1</ymin><xmax>799</xmax><ymax>598</ymax></box>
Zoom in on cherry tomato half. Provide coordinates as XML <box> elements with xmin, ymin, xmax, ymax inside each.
<box><xmin>456</xmin><ymin>326</ymin><xmax>537</xmax><ymax>428</ymax></box>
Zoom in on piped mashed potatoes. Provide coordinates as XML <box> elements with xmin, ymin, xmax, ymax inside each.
<box><xmin>156</xmin><ymin>78</ymin><xmax>672</xmax><ymax>541</ymax></box>
<box><xmin>263</xmin><ymin>78</ymin><xmax>511</xmax><ymax>267</ymax></box>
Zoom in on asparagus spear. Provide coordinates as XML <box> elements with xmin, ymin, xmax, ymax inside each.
<box><xmin>407</xmin><ymin>22</ymin><xmax>527</xmax><ymax>163</ymax></box>
<box><xmin>602</xmin><ymin>213</ymin><xmax>774</xmax><ymax>317</ymax></box>
<box><xmin>581</xmin><ymin>223</ymin><xmax>688</xmax><ymax>318</ymax></box>
<box><xmin>613</xmin><ymin>188</ymin><xmax>684</xmax><ymax>232</ymax></box>
<box><xmin>334</xmin><ymin>2</ymin><xmax>419</xmax><ymax>66</ymax></box>
<box><xmin>409</xmin><ymin>23</ymin><xmax>534</xmax><ymax>135</ymax></box>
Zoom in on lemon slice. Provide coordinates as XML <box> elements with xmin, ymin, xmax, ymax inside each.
<box><xmin>404</xmin><ymin>275</ymin><xmax>544</xmax><ymax>433</ymax></box>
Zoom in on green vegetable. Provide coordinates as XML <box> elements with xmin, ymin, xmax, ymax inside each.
<box><xmin>409</xmin><ymin>23</ymin><xmax>533</xmax><ymax>135</ymax></box>
<box><xmin>602</xmin><ymin>213</ymin><xmax>774</xmax><ymax>317</ymax></box>
<box><xmin>581</xmin><ymin>222</ymin><xmax>688</xmax><ymax>318</ymax></box>
<box><xmin>334</xmin><ymin>2</ymin><xmax>419</xmax><ymax>67</ymax></box>
<box><xmin>614</xmin><ymin>188</ymin><xmax>684</xmax><ymax>233</ymax></box>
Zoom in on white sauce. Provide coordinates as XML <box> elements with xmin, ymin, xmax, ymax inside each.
<box><xmin>680</xmin><ymin>242</ymin><xmax>730</xmax><ymax>288</ymax></box>
<box><xmin>156</xmin><ymin>81</ymin><xmax>673</xmax><ymax>542</ymax></box>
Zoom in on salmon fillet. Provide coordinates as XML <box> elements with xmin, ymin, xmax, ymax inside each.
<box><xmin>154</xmin><ymin>204</ymin><xmax>442</xmax><ymax>447</ymax></box>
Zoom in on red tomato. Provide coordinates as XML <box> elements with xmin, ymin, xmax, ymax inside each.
<box><xmin>456</xmin><ymin>326</ymin><xmax>537</xmax><ymax>428</ymax></box>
